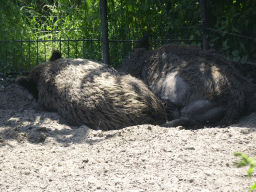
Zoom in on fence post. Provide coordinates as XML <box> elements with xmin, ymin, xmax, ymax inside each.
<box><xmin>200</xmin><ymin>0</ymin><xmax>209</xmax><ymax>50</ymax></box>
<box><xmin>100</xmin><ymin>0</ymin><xmax>110</xmax><ymax>65</ymax></box>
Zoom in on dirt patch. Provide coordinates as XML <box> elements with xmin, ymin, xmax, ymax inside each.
<box><xmin>0</xmin><ymin>85</ymin><xmax>256</xmax><ymax>191</ymax></box>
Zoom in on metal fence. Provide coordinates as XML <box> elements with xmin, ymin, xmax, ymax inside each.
<box><xmin>0</xmin><ymin>27</ymin><xmax>203</xmax><ymax>74</ymax></box>
<box><xmin>1</xmin><ymin>0</ymin><xmax>256</xmax><ymax>75</ymax></box>
<box><xmin>0</xmin><ymin>35</ymin><xmax>102</xmax><ymax>73</ymax></box>
<box><xmin>1</xmin><ymin>26</ymin><xmax>256</xmax><ymax>75</ymax></box>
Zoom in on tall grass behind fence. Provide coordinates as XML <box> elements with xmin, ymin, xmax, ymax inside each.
<box><xmin>108</xmin><ymin>26</ymin><xmax>203</xmax><ymax>67</ymax></box>
<box><xmin>1</xmin><ymin>0</ymin><xmax>255</xmax><ymax>75</ymax></box>
<box><xmin>0</xmin><ymin>26</ymin><xmax>203</xmax><ymax>73</ymax></box>
<box><xmin>0</xmin><ymin>28</ymin><xmax>104</xmax><ymax>73</ymax></box>
<box><xmin>0</xmin><ymin>0</ymin><xmax>203</xmax><ymax>73</ymax></box>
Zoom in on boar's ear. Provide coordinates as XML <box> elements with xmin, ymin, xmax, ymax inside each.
<box><xmin>16</xmin><ymin>76</ymin><xmax>28</xmax><ymax>87</ymax></box>
<box><xmin>16</xmin><ymin>76</ymin><xmax>39</xmax><ymax>100</ymax></box>
<box><xmin>49</xmin><ymin>50</ymin><xmax>62</xmax><ymax>61</ymax></box>
<box><xmin>136</xmin><ymin>33</ymin><xmax>151</xmax><ymax>50</ymax></box>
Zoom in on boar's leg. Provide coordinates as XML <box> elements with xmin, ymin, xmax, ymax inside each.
<box><xmin>162</xmin><ymin>99</ymin><xmax>224</xmax><ymax>128</ymax></box>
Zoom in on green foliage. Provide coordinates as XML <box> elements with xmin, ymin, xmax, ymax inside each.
<box><xmin>0</xmin><ymin>0</ymin><xmax>102</xmax><ymax>74</ymax></box>
<box><xmin>207</xmin><ymin>0</ymin><xmax>256</xmax><ymax>64</ymax></box>
<box><xmin>0</xmin><ymin>1</ymin><xmax>25</xmax><ymax>35</ymax></box>
<box><xmin>0</xmin><ymin>0</ymin><xmax>255</xmax><ymax>74</ymax></box>
<box><xmin>0</xmin><ymin>0</ymin><xmax>203</xmax><ymax>72</ymax></box>
<box><xmin>106</xmin><ymin>0</ymin><xmax>202</xmax><ymax>66</ymax></box>
<box><xmin>234</xmin><ymin>152</ymin><xmax>256</xmax><ymax>191</ymax></box>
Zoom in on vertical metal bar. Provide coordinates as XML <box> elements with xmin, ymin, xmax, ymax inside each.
<box><xmin>100</xmin><ymin>0</ymin><xmax>110</xmax><ymax>65</ymax></box>
<box><xmin>161</xmin><ymin>27</ymin><xmax>163</xmax><ymax>45</ymax></box>
<box><xmin>44</xmin><ymin>37</ymin><xmax>46</xmax><ymax>62</ymax></box>
<box><xmin>52</xmin><ymin>35</ymin><xmax>53</xmax><ymax>52</ymax></box>
<box><xmin>21</xmin><ymin>37</ymin><xmax>23</xmax><ymax>69</ymax></box>
<box><xmin>90</xmin><ymin>36</ymin><xmax>92</xmax><ymax>60</ymax></box>
<box><xmin>83</xmin><ymin>36</ymin><xmax>85</xmax><ymax>59</ymax></box>
<box><xmin>99</xmin><ymin>34</ymin><xmax>101</xmax><ymax>61</ymax></box>
<box><xmin>29</xmin><ymin>38</ymin><xmax>31</xmax><ymax>69</ymax></box>
<box><xmin>68</xmin><ymin>38</ymin><xmax>70</xmax><ymax>58</ymax></box>
<box><xmin>200</xmin><ymin>0</ymin><xmax>209</xmax><ymax>50</ymax></box>
<box><xmin>13</xmin><ymin>39</ymin><xmax>16</xmax><ymax>69</ymax></box>
<box><xmin>13</xmin><ymin>47</ymin><xmax>15</xmax><ymax>69</ymax></box>
<box><xmin>5</xmin><ymin>41</ymin><xmax>7</xmax><ymax>71</ymax></box>
<box><xmin>76</xmin><ymin>39</ymin><xmax>78</xmax><ymax>58</ymax></box>
<box><xmin>37</xmin><ymin>38</ymin><xmax>38</xmax><ymax>66</ymax></box>
<box><xmin>60</xmin><ymin>37</ymin><xmax>62</xmax><ymax>54</ymax></box>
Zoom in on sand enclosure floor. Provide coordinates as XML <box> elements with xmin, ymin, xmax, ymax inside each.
<box><xmin>1</xmin><ymin>110</ymin><xmax>256</xmax><ymax>192</ymax></box>
<box><xmin>0</xmin><ymin>85</ymin><xmax>256</xmax><ymax>191</ymax></box>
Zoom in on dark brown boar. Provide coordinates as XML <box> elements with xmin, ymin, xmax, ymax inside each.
<box><xmin>119</xmin><ymin>43</ymin><xmax>256</xmax><ymax>128</ymax></box>
<box><xmin>17</xmin><ymin>57</ymin><xmax>166</xmax><ymax>130</ymax></box>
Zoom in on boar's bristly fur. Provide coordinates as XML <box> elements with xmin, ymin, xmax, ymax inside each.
<box><xmin>119</xmin><ymin>43</ymin><xmax>256</xmax><ymax>128</ymax></box>
<box><xmin>16</xmin><ymin>57</ymin><xmax>167</xmax><ymax>130</ymax></box>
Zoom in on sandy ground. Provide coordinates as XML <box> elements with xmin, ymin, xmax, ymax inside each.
<box><xmin>0</xmin><ymin>84</ymin><xmax>256</xmax><ymax>192</ymax></box>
